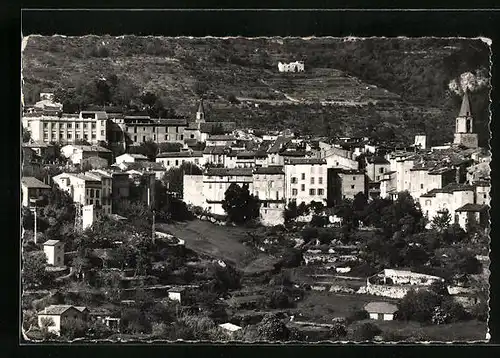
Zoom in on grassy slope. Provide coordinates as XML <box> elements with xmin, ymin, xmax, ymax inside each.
<box><xmin>22</xmin><ymin>36</ymin><xmax>490</xmax><ymax>146</ymax></box>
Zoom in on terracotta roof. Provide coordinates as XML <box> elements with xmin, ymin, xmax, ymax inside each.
<box><xmin>285</xmin><ymin>158</ymin><xmax>326</xmax><ymax>165</ymax></box>
<box><xmin>267</xmin><ymin>136</ymin><xmax>292</xmax><ymax>154</ymax></box>
<box><xmin>236</xmin><ymin>151</ymin><xmax>256</xmax><ymax>158</ymax></box>
<box><xmin>364</xmin><ymin>302</ymin><xmax>398</xmax><ymax>314</ymax></box>
<box><xmin>64</xmin><ymin>145</ymin><xmax>111</xmax><ymax>153</ymax></box>
<box><xmin>21</xmin><ymin>177</ymin><xmax>51</xmax><ymax>189</ymax></box>
<box><xmin>203</xmin><ymin>146</ymin><xmax>230</xmax><ymax>155</ymax></box>
<box><xmin>157</xmin><ymin>151</ymin><xmax>203</xmax><ymax>158</ymax></box>
<box><xmin>156</xmin><ymin>118</ymin><xmax>188</xmax><ymax>126</ymax></box>
<box><xmin>206</xmin><ymin>168</ymin><xmax>253</xmax><ymax>177</ymax></box>
<box><xmin>455</xmin><ymin>203</ymin><xmax>488</xmax><ymax>212</ymax></box>
<box><xmin>168</xmin><ymin>287</ymin><xmax>186</xmax><ymax>293</ymax></box>
<box><xmin>208</xmin><ymin>135</ymin><xmax>237</xmax><ymax>141</ymax></box>
<box><xmin>366</xmin><ymin>156</ymin><xmax>390</xmax><ymax>165</ymax></box>
<box><xmin>124</xmin><ymin>161</ymin><xmax>165</xmax><ymax>171</ymax></box>
<box><xmin>254</xmin><ymin>166</ymin><xmax>284</xmax><ymax>175</ymax></box>
<box><xmin>39</xmin><ymin>305</ymin><xmax>87</xmax><ymax>315</ymax></box>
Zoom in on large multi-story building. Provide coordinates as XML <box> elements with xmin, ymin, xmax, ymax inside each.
<box><xmin>23</xmin><ymin>111</ymin><xmax>108</xmax><ymax>145</ymax></box>
<box><xmin>253</xmin><ymin>166</ymin><xmax>286</xmax><ymax>226</ymax></box>
<box><xmin>284</xmin><ymin>158</ymin><xmax>328</xmax><ymax>206</ymax></box>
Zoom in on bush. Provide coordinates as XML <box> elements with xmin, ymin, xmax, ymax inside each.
<box><xmin>346</xmin><ymin>309</ymin><xmax>369</xmax><ymax>324</ymax></box>
<box><xmin>397</xmin><ymin>289</ymin><xmax>442</xmax><ymax>323</ymax></box>
<box><xmin>353</xmin><ymin>322</ymin><xmax>382</xmax><ymax>341</ymax></box>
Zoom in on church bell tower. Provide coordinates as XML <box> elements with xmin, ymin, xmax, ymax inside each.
<box><xmin>453</xmin><ymin>89</ymin><xmax>478</xmax><ymax>148</ymax></box>
<box><xmin>196</xmin><ymin>99</ymin><xmax>206</xmax><ymax>123</ymax></box>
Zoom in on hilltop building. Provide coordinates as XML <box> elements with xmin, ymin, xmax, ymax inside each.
<box><xmin>278</xmin><ymin>61</ymin><xmax>305</xmax><ymax>73</ymax></box>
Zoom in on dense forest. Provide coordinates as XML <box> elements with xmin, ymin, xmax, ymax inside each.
<box><xmin>22</xmin><ymin>36</ymin><xmax>491</xmax><ymax>147</ymax></box>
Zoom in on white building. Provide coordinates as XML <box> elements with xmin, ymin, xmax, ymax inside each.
<box><xmin>115</xmin><ymin>153</ymin><xmax>149</xmax><ymax>165</ymax></box>
<box><xmin>364</xmin><ymin>302</ymin><xmax>398</xmax><ymax>321</ymax></box>
<box><xmin>155</xmin><ymin>151</ymin><xmax>204</xmax><ymax>171</ymax></box>
<box><xmin>278</xmin><ymin>61</ymin><xmax>305</xmax><ymax>73</ymax></box>
<box><xmin>52</xmin><ymin>172</ymin><xmax>112</xmax><ymax>215</ymax></box>
<box><xmin>167</xmin><ymin>287</ymin><xmax>185</xmax><ymax>304</ymax></box>
<box><xmin>37</xmin><ymin>305</ymin><xmax>88</xmax><ymax>336</ymax></box>
<box><xmin>253</xmin><ymin>166</ymin><xmax>286</xmax><ymax>226</ymax></box>
<box><xmin>284</xmin><ymin>158</ymin><xmax>328</xmax><ymax>206</ymax></box>
<box><xmin>60</xmin><ymin>144</ymin><xmax>112</xmax><ymax>166</ymax></box>
<box><xmin>23</xmin><ymin>111</ymin><xmax>108</xmax><ymax>144</ymax></box>
<box><xmin>43</xmin><ymin>239</ymin><xmax>65</xmax><ymax>267</ymax></box>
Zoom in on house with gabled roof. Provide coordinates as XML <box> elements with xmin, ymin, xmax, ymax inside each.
<box><xmin>37</xmin><ymin>305</ymin><xmax>89</xmax><ymax>336</ymax></box>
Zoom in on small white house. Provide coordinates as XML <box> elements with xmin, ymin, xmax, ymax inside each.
<box><xmin>43</xmin><ymin>239</ymin><xmax>65</xmax><ymax>267</ymax></box>
<box><xmin>167</xmin><ymin>287</ymin><xmax>185</xmax><ymax>304</ymax></box>
<box><xmin>364</xmin><ymin>301</ymin><xmax>398</xmax><ymax>321</ymax></box>
<box><xmin>115</xmin><ymin>153</ymin><xmax>149</xmax><ymax>165</ymax></box>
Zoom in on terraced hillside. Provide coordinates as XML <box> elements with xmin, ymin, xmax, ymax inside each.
<box><xmin>21</xmin><ymin>36</ymin><xmax>491</xmax><ymax>146</ymax></box>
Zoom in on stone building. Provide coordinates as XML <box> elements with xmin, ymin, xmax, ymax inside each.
<box><xmin>284</xmin><ymin>158</ymin><xmax>328</xmax><ymax>206</ymax></box>
<box><xmin>453</xmin><ymin>90</ymin><xmax>479</xmax><ymax>148</ymax></box>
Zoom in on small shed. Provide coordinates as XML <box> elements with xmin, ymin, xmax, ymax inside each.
<box><xmin>219</xmin><ymin>322</ymin><xmax>242</xmax><ymax>335</ymax></box>
<box><xmin>364</xmin><ymin>301</ymin><xmax>398</xmax><ymax>321</ymax></box>
<box><xmin>167</xmin><ymin>287</ymin><xmax>185</xmax><ymax>304</ymax></box>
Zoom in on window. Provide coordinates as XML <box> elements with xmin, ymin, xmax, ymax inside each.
<box><xmin>84</xmin><ymin>134</ymin><xmax>88</xmax><ymax>140</ymax></box>
<box><xmin>310</xmin><ymin>177</ymin><xmax>315</xmax><ymax>184</ymax></box>
<box><xmin>142</xmin><ymin>136</ymin><xmax>146</xmax><ymax>142</ymax></box>
<box><xmin>301</xmin><ymin>184</ymin><xmax>305</xmax><ymax>192</ymax></box>
<box><xmin>84</xmin><ymin>123</ymin><xmax>88</xmax><ymax>129</ymax></box>
<box><xmin>292</xmin><ymin>188</ymin><xmax>298</xmax><ymax>196</ymax></box>
<box><xmin>209</xmin><ymin>183</ymin><xmax>212</xmax><ymax>189</ymax></box>
<box><xmin>86</xmin><ymin>199</ymin><xmax>89</xmax><ymax>205</ymax></box>
<box><xmin>263</xmin><ymin>202</ymin><xmax>268</xmax><ymax>208</ymax></box>
<box><xmin>175</xmin><ymin>160</ymin><xmax>179</xmax><ymax>166</ymax></box>
<box><xmin>95</xmin><ymin>200</ymin><xmax>100</xmax><ymax>206</ymax></box>
<box><xmin>134</xmin><ymin>135</ymin><xmax>137</xmax><ymax>142</ymax></box>
<box><xmin>92</xmin><ymin>123</ymin><xmax>96</xmax><ymax>129</ymax></box>
<box><xmin>89</xmin><ymin>199</ymin><xmax>93</xmax><ymax>205</ymax></box>
<box><xmin>291</xmin><ymin>177</ymin><xmax>297</xmax><ymax>184</ymax></box>
<box><xmin>309</xmin><ymin>189</ymin><xmax>316</xmax><ymax>195</ymax></box>
<box><xmin>270</xmin><ymin>181</ymin><xmax>274</xmax><ymax>188</ymax></box>
<box><xmin>353</xmin><ymin>176</ymin><xmax>356</xmax><ymax>180</ymax></box>
<box><xmin>67</xmin><ymin>133</ymin><xmax>72</xmax><ymax>139</ymax></box>
<box><xmin>484</xmin><ymin>194</ymin><xmax>487</xmax><ymax>199</ymax></box>
<box><xmin>219</xmin><ymin>183</ymin><xmax>223</xmax><ymax>189</ymax></box>
<box><xmin>76</xmin><ymin>123</ymin><xmax>80</xmax><ymax>129</ymax></box>
<box><xmin>420</xmin><ymin>184</ymin><xmax>424</xmax><ymax>189</ymax></box>
<box><xmin>166</xmin><ymin>160</ymin><xmax>170</xmax><ymax>166</ymax></box>
<box><xmin>176</xmin><ymin>127</ymin><xmax>179</xmax><ymax>133</ymax></box>
<box><xmin>43</xmin><ymin>132</ymin><xmax>48</xmax><ymax>139</ymax></box>
<box><xmin>92</xmin><ymin>134</ymin><xmax>96</xmax><ymax>139</ymax></box>
<box><xmin>134</xmin><ymin>127</ymin><xmax>137</xmax><ymax>133</ymax></box>
<box><xmin>271</xmin><ymin>157</ymin><xmax>275</xmax><ymax>163</ymax></box>
<box><xmin>180</xmin><ymin>135</ymin><xmax>184</xmax><ymax>140</ymax></box>
<box><xmin>43</xmin><ymin>123</ymin><xmax>48</xmax><ymax>129</ymax></box>
<box><xmin>67</xmin><ymin>123</ymin><xmax>72</xmax><ymax>129</ymax></box>
<box><xmin>95</xmin><ymin>189</ymin><xmax>100</xmax><ymax>198</ymax></box>
<box><xmin>351</xmin><ymin>185</ymin><xmax>355</xmax><ymax>189</ymax></box>
<box><xmin>301</xmin><ymin>173</ymin><xmax>305</xmax><ymax>180</ymax></box>
<box><xmin>379</xmin><ymin>167</ymin><xmax>384</xmax><ymax>174</ymax></box>
<box><xmin>425</xmin><ymin>200</ymin><xmax>431</xmax><ymax>206</ymax></box>
<box><xmin>165</xmin><ymin>134</ymin><xmax>169</xmax><ymax>141</ymax></box>
<box><xmin>101</xmin><ymin>130</ymin><xmax>105</xmax><ymax>136</ymax></box>
<box><xmin>318</xmin><ymin>189</ymin><xmax>324</xmax><ymax>195</ymax></box>
<box><xmin>191</xmin><ymin>134</ymin><xmax>195</xmax><ymax>139</ymax></box>
<box><xmin>318</xmin><ymin>177</ymin><xmax>323</xmax><ymax>185</ymax></box>
<box><xmin>90</xmin><ymin>189</ymin><xmax>94</xmax><ymax>197</ymax></box>
<box><xmin>143</xmin><ymin>127</ymin><xmax>146</xmax><ymax>131</ymax></box>
<box><xmin>276</xmin><ymin>191</ymin><xmax>279</xmax><ymax>200</ymax></box>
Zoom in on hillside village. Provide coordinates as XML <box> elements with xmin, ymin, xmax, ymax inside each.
<box><xmin>21</xmin><ymin>57</ymin><xmax>490</xmax><ymax>341</ymax></box>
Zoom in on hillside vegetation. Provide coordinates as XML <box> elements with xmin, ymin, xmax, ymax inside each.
<box><xmin>22</xmin><ymin>36</ymin><xmax>491</xmax><ymax>146</ymax></box>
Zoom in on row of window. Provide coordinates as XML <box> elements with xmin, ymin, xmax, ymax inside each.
<box><xmin>133</xmin><ymin>134</ymin><xmax>192</xmax><ymax>142</ymax></box>
<box><xmin>86</xmin><ymin>198</ymin><xmax>101</xmax><ymax>206</ymax></box>
<box><xmin>43</xmin><ymin>122</ymin><xmax>100</xmax><ymax>129</ymax></box>
<box><xmin>291</xmin><ymin>176</ymin><xmax>324</xmax><ymax>185</ymax></box>
<box><xmin>44</xmin><ymin>132</ymin><xmax>99</xmax><ymax>141</ymax></box>
<box><xmin>86</xmin><ymin>188</ymin><xmax>101</xmax><ymax>198</ymax></box>
<box><xmin>291</xmin><ymin>188</ymin><xmax>325</xmax><ymax>196</ymax></box>
<box><xmin>130</xmin><ymin>126</ymin><xmax>181</xmax><ymax>133</ymax></box>
<box><xmin>163</xmin><ymin>158</ymin><xmax>200</xmax><ymax>166</ymax></box>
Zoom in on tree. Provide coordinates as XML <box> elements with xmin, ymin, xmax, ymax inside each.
<box><xmin>278</xmin><ymin>248</ymin><xmax>303</xmax><ymax>268</ymax></box>
<box><xmin>284</xmin><ymin>200</ymin><xmax>299</xmax><ymax>222</ymax></box>
<box><xmin>397</xmin><ymin>289</ymin><xmax>442</xmax><ymax>323</ymax></box>
<box><xmin>456</xmin><ymin>253</ymin><xmax>482</xmax><ymax>275</ymax></box>
<box><xmin>23</xmin><ymin>251</ymin><xmax>49</xmax><ymax>288</ymax></box>
<box><xmin>158</xmin><ymin>142</ymin><xmax>183</xmax><ymax>153</ymax></box>
<box><xmin>162</xmin><ymin>162</ymin><xmax>202</xmax><ymax>195</ymax></box>
<box><xmin>301</xmin><ymin>227</ymin><xmax>319</xmax><ymax>243</ymax></box>
<box><xmin>222</xmin><ymin>183</ymin><xmax>260</xmax><ymax>225</ymax></box>
<box><xmin>431</xmin><ymin>210</ymin><xmax>452</xmax><ymax>233</ymax></box>
<box><xmin>23</xmin><ymin>127</ymin><xmax>32</xmax><ymax>143</ymax></box>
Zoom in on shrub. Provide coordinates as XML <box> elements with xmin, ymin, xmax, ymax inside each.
<box><xmin>353</xmin><ymin>322</ymin><xmax>382</xmax><ymax>341</ymax></box>
<box><xmin>346</xmin><ymin>309</ymin><xmax>369</xmax><ymax>324</ymax></box>
<box><xmin>301</xmin><ymin>227</ymin><xmax>319</xmax><ymax>243</ymax></box>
